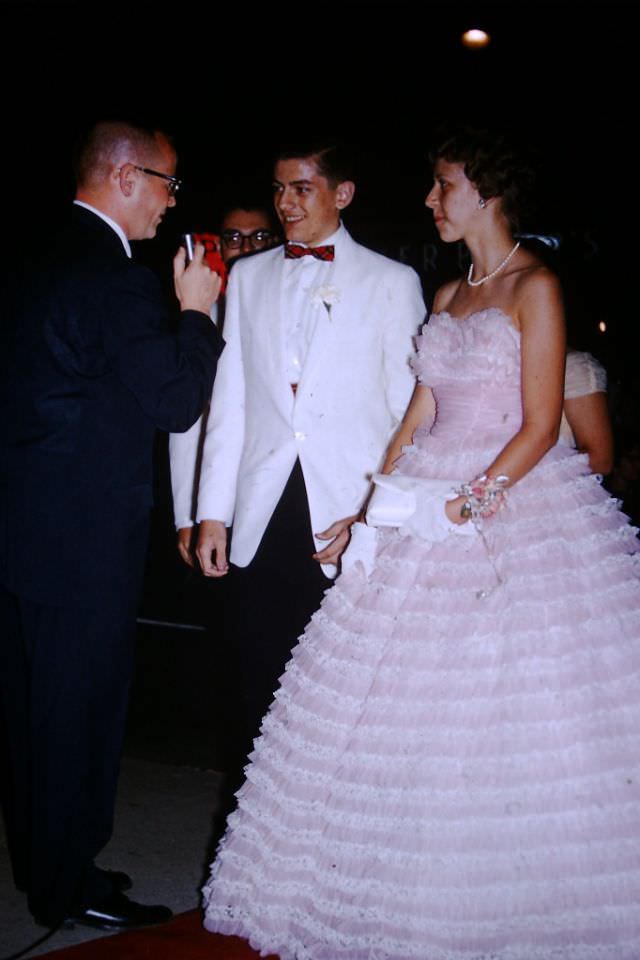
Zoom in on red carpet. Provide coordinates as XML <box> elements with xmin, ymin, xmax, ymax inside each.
<box><xmin>39</xmin><ymin>910</ymin><xmax>279</xmax><ymax>959</ymax></box>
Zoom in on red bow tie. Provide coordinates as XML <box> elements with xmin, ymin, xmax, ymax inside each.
<box><xmin>285</xmin><ymin>243</ymin><xmax>335</xmax><ymax>262</ymax></box>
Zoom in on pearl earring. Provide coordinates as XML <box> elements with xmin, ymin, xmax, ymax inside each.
<box><xmin>478</xmin><ymin>199</ymin><xmax>487</xmax><ymax>209</ymax></box>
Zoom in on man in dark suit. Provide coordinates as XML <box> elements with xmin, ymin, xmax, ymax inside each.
<box><xmin>0</xmin><ymin>121</ymin><xmax>223</xmax><ymax>930</ymax></box>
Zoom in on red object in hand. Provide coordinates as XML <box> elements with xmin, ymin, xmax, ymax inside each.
<box><xmin>194</xmin><ymin>233</ymin><xmax>228</xmax><ymax>295</ymax></box>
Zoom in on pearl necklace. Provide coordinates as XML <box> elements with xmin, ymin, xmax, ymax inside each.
<box><xmin>467</xmin><ymin>241</ymin><xmax>520</xmax><ymax>287</ymax></box>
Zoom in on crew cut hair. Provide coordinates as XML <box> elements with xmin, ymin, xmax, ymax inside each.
<box><xmin>72</xmin><ymin>121</ymin><xmax>169</xmax><ymax>188</ymax></box>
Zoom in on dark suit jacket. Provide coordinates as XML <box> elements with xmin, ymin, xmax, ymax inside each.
<box><xmin>0</xmin><ymin>205</ymin><xmax>223</xmax><ymax>606</ymax></box>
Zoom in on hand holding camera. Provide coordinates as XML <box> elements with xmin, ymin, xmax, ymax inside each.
<box><xmin>173</xmin><ymin>235</ymin><xmax>222</xmax><ymax>316</ymax></box>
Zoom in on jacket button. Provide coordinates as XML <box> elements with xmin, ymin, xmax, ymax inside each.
<box><xmin>294</xmin><ymin>431</ymin><xmax>306</xmax><ymax>440</ymax></box>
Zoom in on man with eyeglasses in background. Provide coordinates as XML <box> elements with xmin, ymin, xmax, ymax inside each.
<box><xmin>0</xmin><ymin>120</ymin><xmax>223</xmax><ymax>933</ymax></box>
<box><xmin>219</xmin><ymin>201</ymin><xmax>279</xmax><ymax>265</ymax></box>
<box><xmin>170</xmin><ymin>197</ymin><xmax>279</xmax><ymax>567</ymax></box>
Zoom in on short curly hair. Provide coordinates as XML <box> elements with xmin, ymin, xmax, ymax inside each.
<box><xmin>431</xmin><ymin>126</ymin><xmax>535</xmax><ymax>230</ymax></box>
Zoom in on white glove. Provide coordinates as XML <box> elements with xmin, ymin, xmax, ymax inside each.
<box><xmin>340</xmin><ymin>521</ymin><xmax>378</xmax><ymax>577</ymax></box>
<box><xmin>366</xmin><ymin>474</ymin><xmax>477</xmax><ymax>544</ymax></box>
<box><xmin>399</xmin><ymin>489</ymin><xmax>476</xmax><ymax>542</ymax></box>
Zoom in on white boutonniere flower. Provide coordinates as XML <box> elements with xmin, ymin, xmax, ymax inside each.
<box><xmin>308</xmin><ymin>285</ymin><xmax>341</xmax><ymax>316</ymax></box>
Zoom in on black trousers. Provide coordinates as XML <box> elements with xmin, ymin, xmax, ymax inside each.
<box><xmin>0</xmin><ymin>582</ymin><xmax>137</xmax><ymax>924</ymax></box>
<box><xmin>226</xmin><ymin>460</ymin><xmax>332</xmax><ymax>752</ymax></box>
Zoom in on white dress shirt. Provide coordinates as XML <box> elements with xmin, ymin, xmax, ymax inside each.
<box><xmin>282</xmin><ymin>224</ymin><xmax>343</xmax><ymax>385</ymax></box>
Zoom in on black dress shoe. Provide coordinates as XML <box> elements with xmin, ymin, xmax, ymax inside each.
<box><xmin>63</xmin><ymin>891</ymin><xmax>172</xmax><ymax>931</ymax></box>
<box><xmin>102</xmin><ymin>868</ymin><xmax>133</xmax><ymax>892</ymax></box>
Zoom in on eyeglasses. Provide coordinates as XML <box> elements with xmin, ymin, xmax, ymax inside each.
<box><xmin>221</xmin><ymin>229</ymin><xmax>273</xmax><ymax>250</ymax></box>
<box><xmin>134</xmin><ymin>165</ymin><xmax>182</xmax><ymax>197</ymax></box>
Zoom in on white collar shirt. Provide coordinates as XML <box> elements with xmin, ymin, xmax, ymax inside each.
<box><xmin>281</xmin><ymin>224</ymin><xmax>343</xmax><ymax>385</ymax></box>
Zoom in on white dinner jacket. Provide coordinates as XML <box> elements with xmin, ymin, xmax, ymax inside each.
<box><xmin>170</xmin><ymin>228</ymin><xmax>425</xmax><ymax>576</ymax></box>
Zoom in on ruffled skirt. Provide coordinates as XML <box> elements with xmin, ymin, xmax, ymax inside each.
<box><xmin>203</xmin><ymin>449</ymin><xmax>640</xmax><ymax>959</ymax></box>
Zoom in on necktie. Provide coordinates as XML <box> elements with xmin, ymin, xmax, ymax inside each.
<box><xmin>284</xmin><ymin>243</ymin><xmax>335</xmax><ymax>262</ymax></box>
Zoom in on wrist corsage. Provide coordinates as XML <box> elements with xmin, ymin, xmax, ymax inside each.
<box><xmin>457</xmin><ymin>474</ymin><xmax>509</xmax><ymax>523</ymax></box>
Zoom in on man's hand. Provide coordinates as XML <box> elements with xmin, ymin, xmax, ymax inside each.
<box><xmin>312</xmin><ymin>514</ymin><xmax>359</xmax><ymax>565</ymax></box>
<box><xmin>173</xmin><ymin>243</ymin><xmax>221</xmax><ymax>315</ymax></box>
<box><xmin>196</xmin><ymin>519</ymin><xmax>229</xmax><ymax>577</ymax></box>
<box><xmin>176</xmin><ymin>526</ymin><xmax>196</xmax><ymax>568</ymax></box>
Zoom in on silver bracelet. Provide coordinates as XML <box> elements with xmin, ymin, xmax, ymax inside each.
<box><xmin>456</xmin><ymin>474</ymin><xmax>509</xmax><ymax>523</ymax></box>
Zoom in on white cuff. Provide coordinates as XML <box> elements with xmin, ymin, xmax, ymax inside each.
<box><xmin>341</xmin><ymin>521</ymin><xmax>378</xmax><ymax>577</ymax></box>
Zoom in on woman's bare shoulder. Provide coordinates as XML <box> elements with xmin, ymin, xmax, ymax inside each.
<box><xmin>510</xmin><ymin>256</ymin><xmax>563</xmax><ymax>326</ymax></box>
<box><xmin>513</xmin><ymin>254</ymin><xmax>562</xmax><ymax>301</ymax></box>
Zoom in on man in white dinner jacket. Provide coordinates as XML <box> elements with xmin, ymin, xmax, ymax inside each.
<box><xmin>170</xmin><ymin>139</ymin><xmax>425</xmax><ymax>750</ymax></box>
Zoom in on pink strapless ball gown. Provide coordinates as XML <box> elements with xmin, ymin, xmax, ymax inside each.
<box><xmin>203</xmin><ymin>309</ymin><xmax>640</xmax><ymax>959</ymax></box>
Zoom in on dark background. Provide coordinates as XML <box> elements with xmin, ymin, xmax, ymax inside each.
<box><xmin>2</xmin><ymin>2</ymin><xmax>629</xmax><ymax>250</ymax></box>
<box><xmin>2</xmin><ymin>2</ymin><xmax>631</xmax><ymax>346</ymax></box>
<box><xmin>1</xmin><ymin>0</ymin><xmax>637</xmax><ymax>630</ymax></box>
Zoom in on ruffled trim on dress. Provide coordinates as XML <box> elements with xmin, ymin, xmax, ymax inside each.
<box><xmin>413</xmin><ymin>309</ymin><xmax>521</xmax><ymax>387</ymax></box>
<box><xmin>203</xmin><ymin>447</ymin><xmax>640</xmax><ymax>958</ymax></box>
<box><xmin>202</xmin><ymin>308</ymin><xmax>640</xmax><ymax>960</ymax></box>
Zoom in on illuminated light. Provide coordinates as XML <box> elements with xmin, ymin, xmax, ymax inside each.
<box><xmin>598</xmin><ymin>321</ymin><xmax>607</xmax><ymax>333</ymax></box>
<box><xmin>462</xmin><ymin>28</ymin><xmax>490</xmax><ymax>49</ymax></box>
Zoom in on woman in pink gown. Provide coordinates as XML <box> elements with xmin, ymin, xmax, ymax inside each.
<box><xmin>202</xmin><ymin>129</ymin><xmax>640</xmax><ymax>959</ymax></box>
